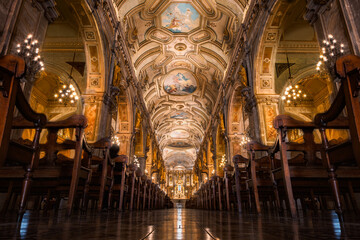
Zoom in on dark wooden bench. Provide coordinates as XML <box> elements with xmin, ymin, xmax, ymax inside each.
<box><xmin>0</xmin><ymin>55</ymin><xmax>46</xmax><ymax>221</ymax></box>
<box><xmin>233</xmin><ymin>154</ymin><xmax>252</xmax><ymax>213</ymax></box>
<box><xmin>245</xmin><ymin>142</ymin><xmax>281</xmax><ymax>214</ymax></box>
<box><xmin>313</xmin><ymin>54</ymin><xmax>360</xmax><ymax>220</ymax></box>
<box><xmin>8</xmin><ymin>115</ymin><xmax>92</xmax><ymax>217</ymax></box>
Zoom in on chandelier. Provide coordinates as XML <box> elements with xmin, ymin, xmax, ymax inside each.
<box><xmin>219</xmin><ymin>154</ymin><xmax>226</xmax><ymax>168</ymax></box>
<box><xmin>235</xmin><ymin>133</ymin><xmax>251</xmax><ymax>146</ymax></box>
<box><xmin>54</xmin><ymin>53</ymin><xmax>79</xmax><ymax>105</ymax></box>
<box><xmin>134</xmin><ymin>155</ymin><xmax>140</xmax><ymax>168</ymax></box>
<box><xmin>15</xmin><ymin>34</ymin><xmax>44</xmax><ymax>78</ymax></box>
<box><xmin>316</xmin><ymin>34</ymin><xmax>345</xmax><ymax>76</ymax></box>
<box><xmin>54</xmin><ymin>84</ymin><xmax>78</xmax><ymax>104</ymax></box>
<box><xmin>111</xmin><ymin>135</ymin><xmax>120</xmax><ymax>145</ymax></box>
<box><xmin>281</xmin><ymin>53</ymin><xmax>307</xmax><ymax>105</ymax></box>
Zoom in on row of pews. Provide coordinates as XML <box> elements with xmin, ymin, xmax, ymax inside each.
<box><xmin>187</xmin><ymin>55</ymin><xmax>360</xmax><ymax>222</ymax></box>
<box><xmin>0</xmin><ymin>55</ymin><xmax>172</xmax><ymax>222</ymax></box>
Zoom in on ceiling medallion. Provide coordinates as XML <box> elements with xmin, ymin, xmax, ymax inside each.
<box><xmin>174</xmin><ymin>43</ymin><xmax>187</xmax><ymax>51</ymax></box>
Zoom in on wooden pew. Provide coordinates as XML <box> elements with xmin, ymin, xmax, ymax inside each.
<box><xmin>10</xmin><ymin>115</ymin><xmax>91</xmax><ymax>216</ymax></box>
<box><xmin>108</xmin><ymin>155</ymin><xmax>128</xmax><ymax>210</ymax></box>
<box><xmin>0</xmin><ymin>55</ymin><xmax>47</xmax><ymax>220</ymax></box>
<box><xmin>135</xmin><ymin>169</ymin><xmax>144</xmax><ymax>210</ymax></box>
<box><xmin>246</xmin><ymin>141</ymin><xmax>281</xmax><ymax>214</ymax></box>
<box><xmin>82</xmin><ymin>138</ymin><xmax>113</xmax><ymax>211</ymax></box>
<box><xmin>233</xmin><ymin>155</ymin><xmax>251</xmax><ymax>213</ymax></box>
<box><xmin>0</xmin><ymin>55</ymin><xmax>91</xmax><ymax>218</ymax></box>
<box><xmin>313</xmin><ymin>54</ymin><xmax>360</xmax><ymax>220</ymax></box>
<box><xmin>223</xmin><ymin>164</ymin><xmax>242</xmax><ymax>211</ymax></box>
<box><xmin>272</xmin><ymin>114</ymin><xmax>357</xmax><ymax>219</ymax></box>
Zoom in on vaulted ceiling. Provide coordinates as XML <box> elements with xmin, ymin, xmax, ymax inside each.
<box><xmin>115</xmin><ymin>0</ymin><xmax>247</xmax><ymax>170</ymax></box>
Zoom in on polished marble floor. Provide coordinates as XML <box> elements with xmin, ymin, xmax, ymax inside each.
<box><xmin>1</xmin><ymin>208</ymin><xmax>360</xmax><ymax>239</ymax></box>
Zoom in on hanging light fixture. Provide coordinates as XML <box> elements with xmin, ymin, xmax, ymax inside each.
<box><xmin>316</xmin><ymin>34</ymin><xmax>345</xmax><ymax>75</ymax></box>
<box><xmin>281</xmin><ymin>53</ymin><xmax>307</xmax><ymax>105</ymax></box>
<box><xmin>15</xmin><ymin>34</ymin><xmax>44</xmax><ymax>77</ymax></box>
<box><xmin>54</xmin><ymin>52</ymin><xmax>79</xmax><ymax>105</ymax></box>
<box><xmin>235</xmin><ymin>132</ymin><xmax>251</xmax><ymax>146</ymax></box>
<box><xmin>219</xmin><ymin>154</ymin><xmax>227</xmax><ymax>168</ymax></box>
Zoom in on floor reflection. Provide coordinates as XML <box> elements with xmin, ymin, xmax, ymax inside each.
<box><xmin>0</xmin><ymin>208</ymin><xmax>360</xmax><ymax>239</ymax></box>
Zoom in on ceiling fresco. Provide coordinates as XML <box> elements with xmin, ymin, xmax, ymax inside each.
<box><xmin>163</xmin><ymin>70</ymin><xmax>197</xmax><ymax>95</ymax></box>
<box><xmin>116</xmin><ymin>0</ymin><xmax>247</xmax><ymax>169</ymax></box>
<box><xmin>161</xmin><ymin>3</ymin><xmax>200</xmax><ymax>33</ymax></box>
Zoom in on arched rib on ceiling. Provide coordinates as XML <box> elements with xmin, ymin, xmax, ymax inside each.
<box><xmin>115</xmin><ymin>0</ymin><xmax>246</xmax><ymax>170</ymax></box>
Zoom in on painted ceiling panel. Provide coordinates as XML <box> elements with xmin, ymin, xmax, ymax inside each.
<box><xmin>116</xmin><ymin>0</ymin><xmax>245</xmax><ymax>170</ymax></box>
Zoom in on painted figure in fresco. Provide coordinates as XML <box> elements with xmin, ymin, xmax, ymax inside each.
<box><xmin>161</xmin><ymin>3</ymin><xmax>200</xmax><ymax>33</ymax></box>
<box><xmin>164</xmin><ymin>71</ymin><xmax>197</xmax><ymax>95</ymax></box>
<box><xmin>170</xmin><ymin>111</ymin><xmax>189</xmax><ymax>119</ymax></box>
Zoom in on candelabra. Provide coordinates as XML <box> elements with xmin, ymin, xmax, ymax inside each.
<box><xmin>316</xmin><ymin>34</ymin><xmax>345</xmax><ymax>78</ymax></box>
<box><xmin>15</xmin><ymin>34</ymin><xmax>44</xmax><ymax>80</ymax></box>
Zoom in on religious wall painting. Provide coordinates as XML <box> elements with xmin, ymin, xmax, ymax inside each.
<box><xmin>170</xmin><ymin>111</ymin><xmax>190</xmax><ymax>119</ymax></box>
<box><xmin>163</xmin><ymin>70</ymin><xmax>197</xmax><ymax>95</ymax></box>
<box><xmin>161</xmin><ymin>3</ymin><xmax>200</xmax><ymax>33</ymax></box>
<box><xmin>263</xmin><ymin>105</ymin><xmax>277</xmax><ymax>142</ymax></box>
<box><xmin>119</xmin><ymin>103</ymin><xmax>128</xmax><ymax>121</ymax></box>
<box><xmin>170</xmin><ymin>130</ymin><xmax>190</xmax><ymax>139</ymax></box>
<box><xmin>84</xmin><ymin>104</ymin><xmax>98</xmax><ymax>141</ymax></box>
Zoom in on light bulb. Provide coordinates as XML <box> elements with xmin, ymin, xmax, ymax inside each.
<box><xmin>27</xmin><ymin>34</ymin><xmax>33</xmax><ymax>39</ymax></box>
<box><xmin>59</xmin><ymin>99</ymin><xmax>63</xmax><ymax>102</ymax></box>
<box><xmin>63</xmin><ymin>85</ymin><xmax>66</xmax><ymax>88</ymax></box>
<box><xmin>54</xmin><ymin>94</ymin><xmax>58</xmax><ymax>98</ymax></box>
<box><xmin>328</xmin><ymin>34</ymin><xmax>333</xmax><ymax>39</ymax></box>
